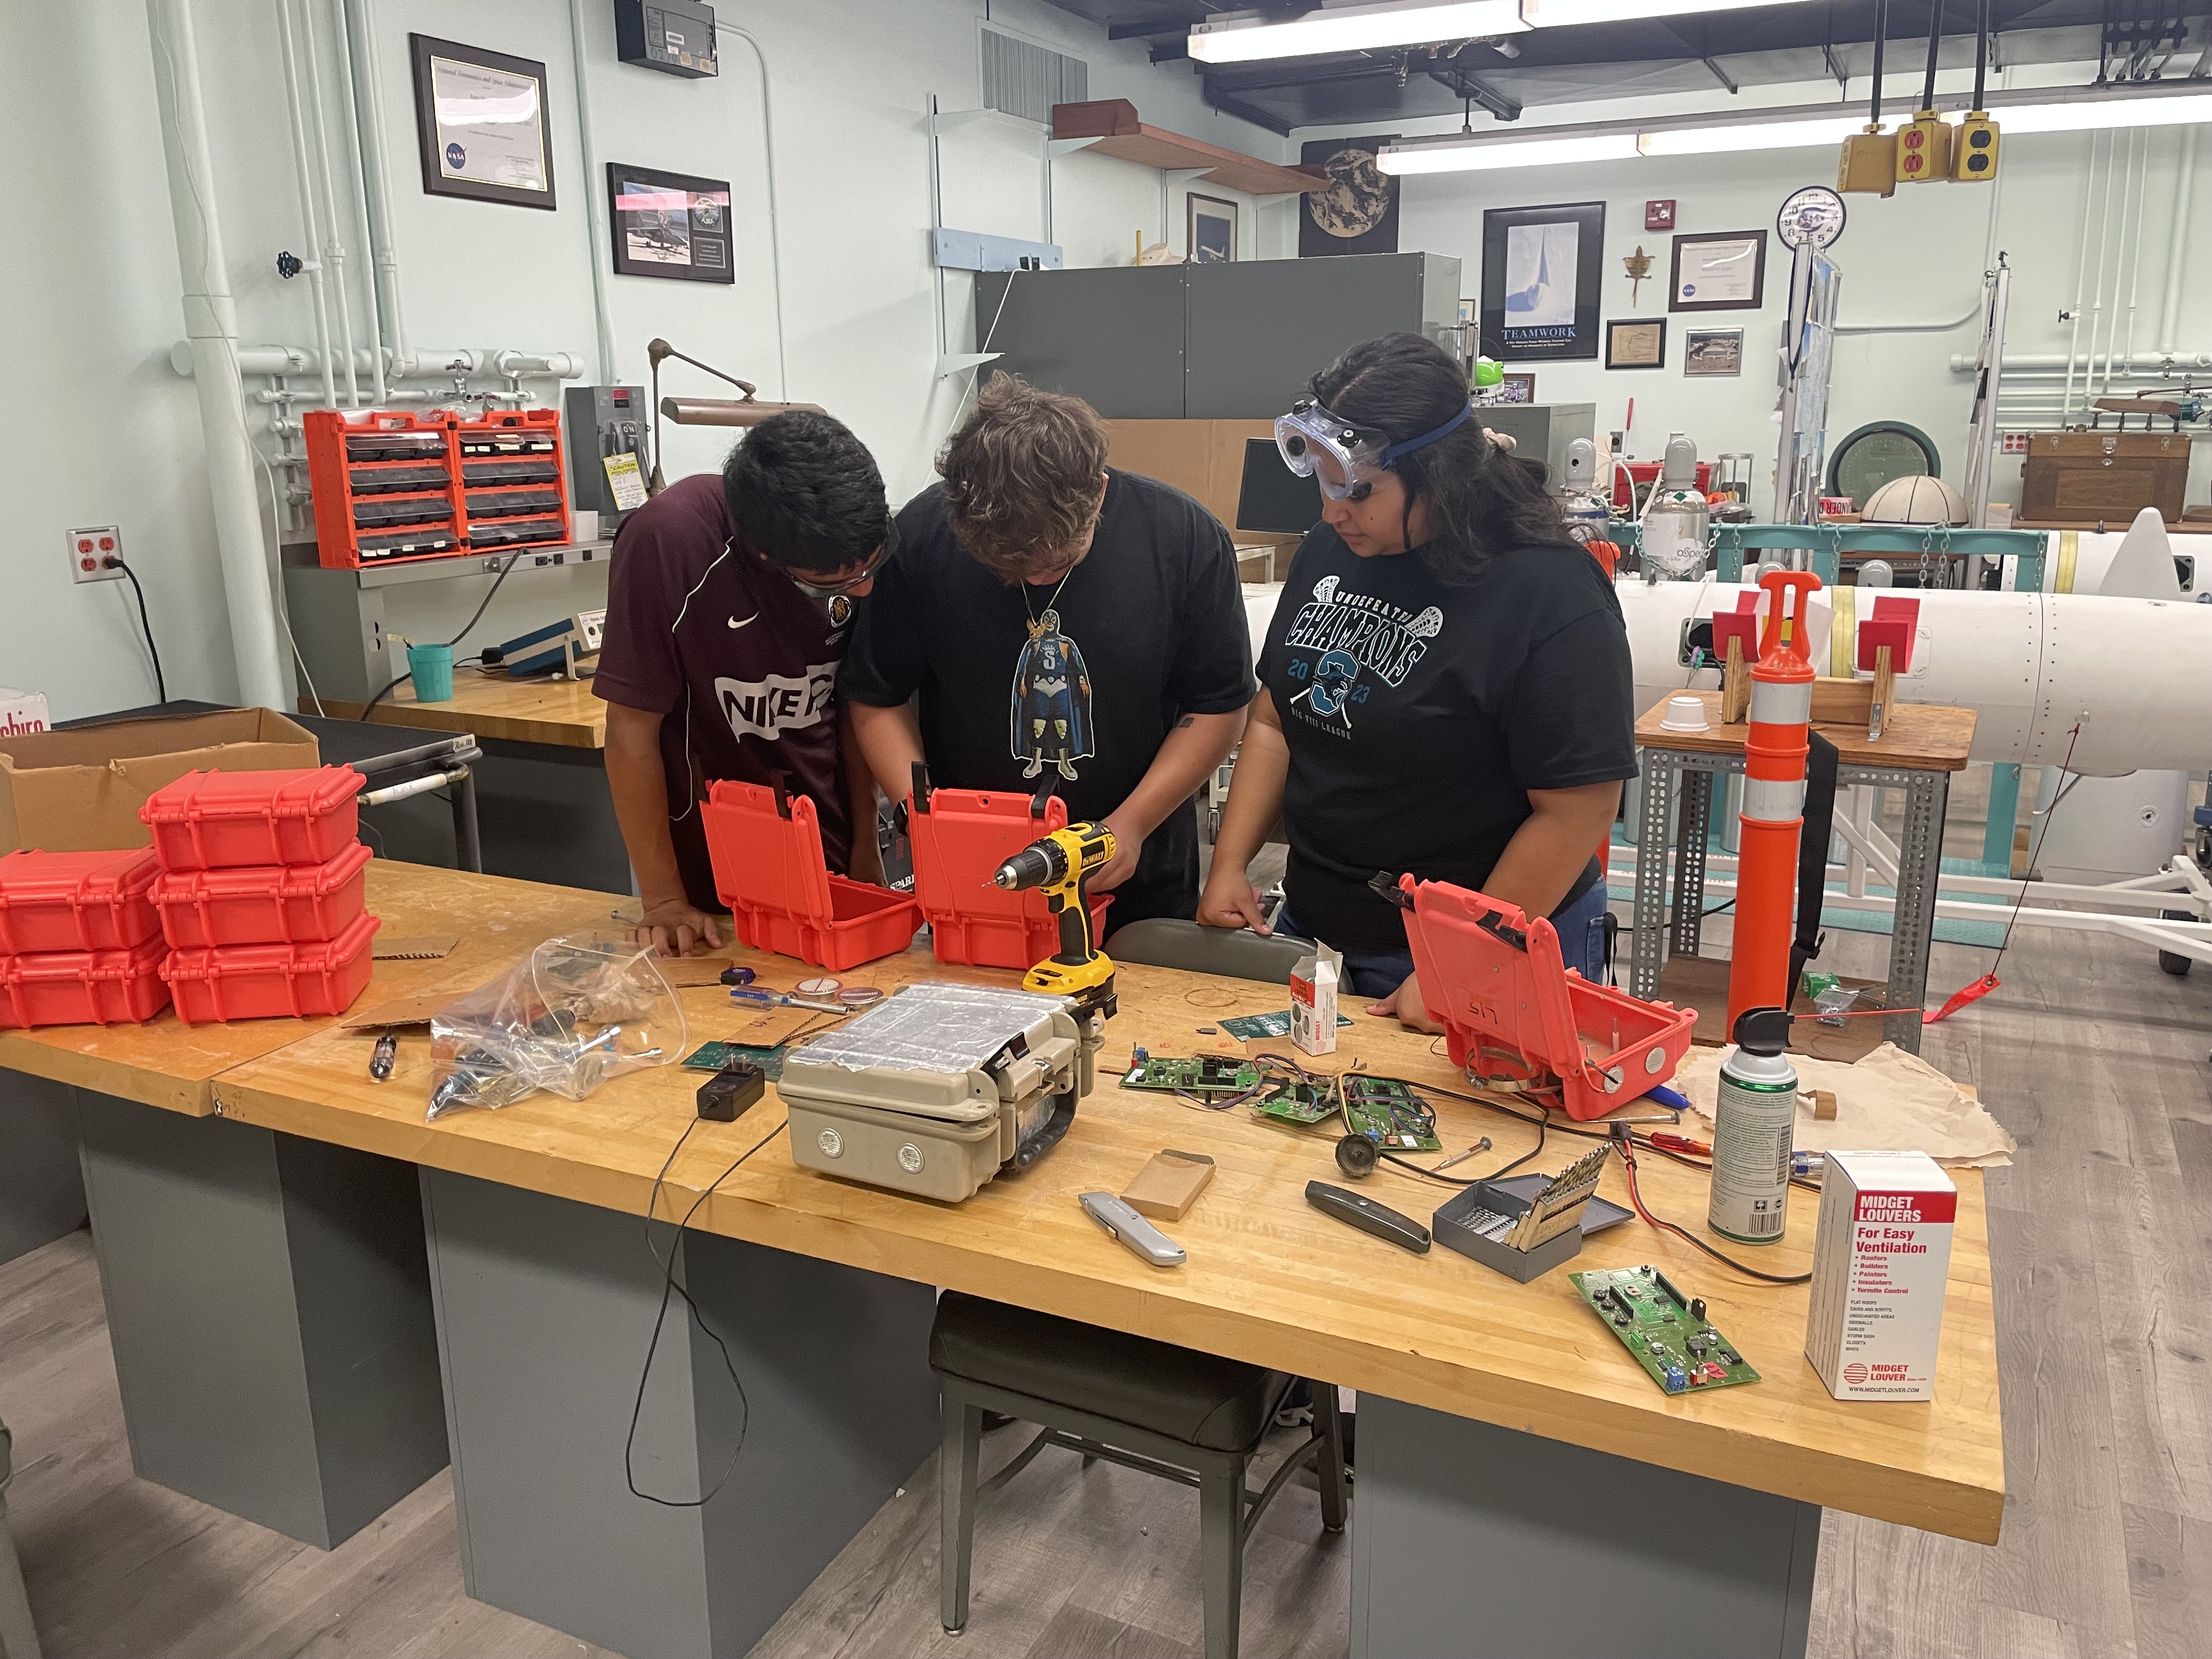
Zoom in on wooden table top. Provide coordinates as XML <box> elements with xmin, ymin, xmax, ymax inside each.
<box><xmin>188</xmin><ymin>875</ymin><xmax>2005</xmax><ymax>1547</ymax></box>
<box><xmin>0</xmin><ymin>861</ymin><xmax>612</xmax><ymax>1116</ymax></box>
<box><xmin>307</xmin><ymin>668</ymin><xmax>607</xmax><ymax>748</ymax></box>
<box><xmin>1637</xmin><ymin>690</ymin><xmax>1978</xmax><ymax>773</ymax></box>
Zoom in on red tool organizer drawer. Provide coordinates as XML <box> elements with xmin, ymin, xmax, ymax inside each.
<box><xmin>454</xmin><ymin>410</ymin><xmax>571</xmax><ymax>554</ymax></box>
<box><xmin>306</xmin><ymin>409</ymin><xmax>469</xmax><ymax>569</ymax></box>
<box><xmin>140</xmin><ymin>766</ymin><xmax>362</xmax><ymax>871</ymax></box>
<box><xmin>0</xmin><ymin>938</ymin><xmax>171</xmax><ymax>1028</ymax></box>
<box><xmin>0</xmin><ymin>847</ymin><xmax>163</xmax><ymax>953</ymax></box>
<box><xmin>162</xmin><ymin>912</ymin><xmax>381</xmax><ymax>1024</ymax></box>
<box><xmin>154</xmin><ymin>841</ymin><xmax>374</xmax><ymax>947</ymax></box>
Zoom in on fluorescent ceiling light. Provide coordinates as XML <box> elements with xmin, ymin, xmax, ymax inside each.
<box><xmin>1999</xmin><ymin>93</ymin><xmax>2212</xmax><ymax>132</ymax></box>
<box><xmin>1520</xmin><ymin>0</ymin><xmax>1805</xmax><ymax>25</ymax></box>
<box><xmin>1188</xmin><ymin>1</ymin><xmax>1527</xmax><ymax>65</ymax></box>
<box><xmin>1381</xmin><ymin>131</ymin><xmax>1640</xmax><ymax>172</ymax></box>
<box><xmin>1634</xmin><ymin>115</ymin><xmax>1864</xmax><ymax>156</ymax></box>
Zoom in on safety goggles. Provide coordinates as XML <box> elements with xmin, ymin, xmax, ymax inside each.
<box><xmin>783</xmin><ymin>524</ymin><xmax>893</xmax><ymax>600</ymax></box>
<box><xmin>1274</xmin><ymin>397</ymin><xmax>1477</xmax><ymax>501</ymax></box>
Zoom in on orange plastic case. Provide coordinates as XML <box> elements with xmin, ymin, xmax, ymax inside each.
<box><xmin>161</xmin><ymin>912</ymin><xmax>382</xmax><ymax>1025</ymax></box>
<box><xmin>0</xmin><ymin>938</ymin><xmax>172</xmax><ymax>1028</ymax></box>
<box><xmin>0</xmin><ymin>848</ymin><xmax>163</xmax><ymax>953</ymax></box>
<box><xmin>701</xmin><ymin>779</ymin><xmax>922</xmax><ymax>971</ymax></box>
<box><xmin>305</xmin><ymin>409</ymin><xmax>466</xmax><ymax>569</ymax></box>
<box><xmin>153</xmin><ymin>841</ymin><xmax>374</xmax><ymax>947</ymax></box>
<box><xmin>1398</xmin><ymin>874</ymin><xmax>1696</xmax><ymax>1122</ymax></box>
<box><xmin>906</xmin><ymin>780</ymin><xmax>1110</xmax><ymax>969</ymax></box>
<box><xmin>453</xmin><ymin>409</ymin><xmax>572</xmax><ymax>554</ymax></box>
<box><xmin>140</xmin><ymin>767</ymin><xmax>362</xmax><ymax>871</ymax></box>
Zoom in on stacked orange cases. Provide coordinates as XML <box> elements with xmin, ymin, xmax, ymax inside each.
<box><xmin>0</xmin><ymin>848</ymin><xmax>173</xmax><ymax>1026</ymax></box>
<box><xmin>139</xmin><ymin>767</ymin><xmax>383</xmax><ymax>1024</ymax></box>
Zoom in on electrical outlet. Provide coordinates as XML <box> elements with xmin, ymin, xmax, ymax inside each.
<box><xmin>68</xmin><ymin>525</ymin><xmax>126</xmax><ymax>583</ymax></box>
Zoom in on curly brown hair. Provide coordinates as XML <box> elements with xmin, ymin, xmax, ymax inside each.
<box><xmin>938</xmin><ymin>374</ymin><xmax>1109</xmax><ymax>582</ymax></box>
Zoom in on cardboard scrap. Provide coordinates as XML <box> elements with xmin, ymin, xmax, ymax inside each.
<box><xmin>341</xmin><ymin>991</ymin><xmax>450</xmax><ymax>1030</ymax></box>
<box><xmin>1121</xmin><ymin>1149</ymin><xmax>1215</xmax><ymax>1221</ymax></box>
<box><xmin>1677</xmin><ymin>1042</ymin><xmax>2014</xmax><ymax>1167</ymax></box>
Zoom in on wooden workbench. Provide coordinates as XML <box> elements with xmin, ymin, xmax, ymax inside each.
<box><xmin>307</xmin><ymin>667</ymin><xmax>607</xmax><ymax>748</ymax></box>
<box><xmin>11</xmin><ymin>861</ymin><xmax>2004</xmax><ymax>1655</ymax></box>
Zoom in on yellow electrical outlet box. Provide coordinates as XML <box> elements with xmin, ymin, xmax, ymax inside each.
<box><xmin>1954</xmin><ymin>112</ymin><xmax>1999</xmax><ymax>182</ymax></box>
<box><xmin>1837</xmin><ymin>127</ymin><xmax>1898</xmax><ymax>196</ymax></box>
<box><xmin>1895</xmin><ymin>111</ymin><xmax>1953</xmax><ymax>184</ymax></box>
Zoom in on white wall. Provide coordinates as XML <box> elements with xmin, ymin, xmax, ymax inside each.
<box><xmin>4</xmin><ymin>0</ymin><xmax>1290</xmax><ymax>719</ymax></box>
<box><xmin>1304</xmin><ymin>69</ymin><xmax>2212</xmax><ymax>517</ymax></box>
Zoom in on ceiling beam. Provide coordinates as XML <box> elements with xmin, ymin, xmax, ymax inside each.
<box><xmin>1202</xmin><ymin>82</ymin><xmax>1298</xmax><ymax>136</ymax></box>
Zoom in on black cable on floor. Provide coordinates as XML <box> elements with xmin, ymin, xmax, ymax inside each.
<box><xmin>108</xmin><ymin>558</ymin><xmax>166</xmax><ymax>703</ymax></box>
<box><xmin>626</xmin><ymin>1116</ymin><xmax>787</xmax><ymax>1508</ymax></box>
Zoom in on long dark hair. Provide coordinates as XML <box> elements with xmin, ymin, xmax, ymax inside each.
<box><xmin>1311</xmin><ymin>332</ymin><xmax>1571</xmax><ymax>586</ymax></box>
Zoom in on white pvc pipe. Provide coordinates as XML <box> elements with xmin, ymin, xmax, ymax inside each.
<box><xmin>171</xmin><ymin>343</ymin><xmax>584</xmax><ymax>380</ymax></box>
<box><xmin>296</xmin><ymin>0</ymin><xmax>360</xmax><ymax>405</ymax></box>
<box><xmin>145</xmin><ymin>0</ymin><xmax>286</xmax><ymax>708</ymax></box>
<box><xmin>341</xmin><ymin>0</ymin><xmax>410</xmax><ymax>376</ymax></box>
<box><xmin>325</xmin><ymin>0</ymin><xmax>385</xmax><ymax>401</ymax></box>
<box><xmin>273</xmin><ymin>0</ymin><xmax>338</xmax><ymax>409</ymax></box>
<box><xmin>567</xmin><ymin>0</ymin><xmax>619</xmax><ymax>383</ymax></box>
<box><xmin>1949</xmin><ymin>351</ymin><xmax>2212</xmax><ymax>371</ymax></box>
<box><xmin>2061</xmin><ymin>130</ymin><xmax>2101</xmax><ymax>426</ymax></box>
<box><xmin>2158</xmin><ymin>124</ymin><xmax>2200</xmax><ymax>358</ymax></box>
<box><xmin>2083</xmin><ymin>131</ymin><xmax>2119</xmax><ymax>416</ymax></box>
<box><xmin>718</xmin><ymin>21</ymin><xmax>789</xmax><ymax>398</ymax></box>
<box><xmin>2118</xmin><ymin>128</ymin><xmax>2145</xmax><ymax>391</ymax></box>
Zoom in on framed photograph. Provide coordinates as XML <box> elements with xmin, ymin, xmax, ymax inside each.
<box><xmin>1606</xmin><ymin>318</ymin><xmax>1667</xmax><ymax>370</ymax></box>
<box><xmin>1480</xmin><ymin>201</ymin><xmax>1605</xmax><ymax>362</ymax></box>
<box><xmin>1497</xmin><ymin>371</ymin><xmax>1536</xmax><ymax>404</ymax></box>
<box><xmin>408</xmin><ymin>35</ymin><xmax>555</xmax><ymax>210</ymax></box>
<box><xmin>1684</xmin><ymin>326</ymin><xmax>1745</xmax><ymax>377</ymax></box>
<box><xmin>607</xmin><ymin>163</ymin><xmax>734</xmax><ymax>283</ymax></box>
<box><xmin>1299</xmin><ymin>136</ymin><xmax>1401</xmax><ymax>257</ymax></box>
<box><xmin>1187</xmin><ymin>193</ymin><xmax>1238</xmax><ymax>264</ymax></box>
<box><xmin>1671</xmin><ymin>229</ymin><xmax>1768</xmax><ymax>312</ymax></box>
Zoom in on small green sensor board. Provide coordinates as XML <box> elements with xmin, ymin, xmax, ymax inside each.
<box><xmin>1341</xmin><ymin>1075</ymin><xmax>1440</xmax><ymax>1153</ymax></box>
<box><xmin>1121</xmin><ymin>1056</ymin><xmax>1261</xmax><ymax>1094</ymax></box>
<box><xmin>683</xmin><ymin>1041</ymin><xmax>790</xmax><ymax>1081</ymax></box>
<box><xmin>1252</xmin><ymin>1081</ymin><xmax>1339</xmax><ymax>1127</ymax></box>
<box><xmin>1570</xmin><ymin>1267</ymin><xmax>1760</xmax><ymax>1396</ymax></box>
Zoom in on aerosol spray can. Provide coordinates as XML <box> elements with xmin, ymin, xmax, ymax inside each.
<box><xmin>1708</xmin><ymin>1007</ymin><xmax>1797</xmax><ymax>1244</ymax></box>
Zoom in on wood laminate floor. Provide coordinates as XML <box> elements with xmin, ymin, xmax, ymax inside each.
<box><xmin>4</xmin><ymin>795</ymin><xmax>2208</xmax><ymax>1656</ymax></box>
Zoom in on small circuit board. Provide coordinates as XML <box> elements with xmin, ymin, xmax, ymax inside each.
<box><xmin>683</xmin><ymin>1041</ymin><xmax>790</xmax><ymax>1081</ymax></box>
<box><xmin>1121</xmin><ymin>1055</ymin><xmax>1261</xmax><ymax>1095</ymax></box>
<box><xmin>1341</xmin><ymin>1075</ymin><xmax>1440</xmax><ymax>1153</ymax></box>
<box><xmin>1252</xmin><ymin>1081</ymin><xmax>1339</xmax><ymax>1126</ymax></box>
<box><xmin>1570</xmin><ymin>1267</ymin><xmax>1760</xmax><ymax>1396</ymax></box>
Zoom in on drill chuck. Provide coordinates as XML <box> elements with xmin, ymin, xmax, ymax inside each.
<box><xmin>992</xmin><ymin>843</ymin><xmax>1062</xmax><ymax>891</ymax></box>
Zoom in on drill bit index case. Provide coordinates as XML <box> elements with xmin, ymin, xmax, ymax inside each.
<box><xmin>780</xmin><ymin>983</ymin><xmax>1102</xmax><ymax>1201</ymax></box>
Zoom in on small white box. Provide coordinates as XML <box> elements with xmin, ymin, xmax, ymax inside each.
<box><xmin>0</xmin><ymin>688</ymin><xmax>51</xmax><ymax>738</ymax></box>
<box><xmin>1804</xmin><ymin>1149</ymin><xmax>1955</xmax><ymax>1402</ymax></box>
<box><xmin>1289</xmin><ymin>943</ymin><xmax>1341</xmax><ymax>1057</ymax></box>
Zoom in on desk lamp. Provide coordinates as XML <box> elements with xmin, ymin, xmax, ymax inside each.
<box><xmin>646</xmin><ymin>338</ymin><xmax>825</xmax><ymax>493</ymax></box>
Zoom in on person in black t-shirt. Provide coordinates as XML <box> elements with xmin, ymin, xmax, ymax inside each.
<box><xmin>840</xmin><ymin>375</ymin><xmax>1254</xmax><ymax>933</ymax></box>
<box><xmin>1197</xmin><ymin>334</ymin><xmax>1637</xmax><ymax>1032</ymax></box>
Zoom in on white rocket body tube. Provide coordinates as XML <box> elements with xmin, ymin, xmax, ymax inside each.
<box><xmin>1619</xmin><ymin>582</ymin><xmax>2212</xmax><ymax>778</ymax></box>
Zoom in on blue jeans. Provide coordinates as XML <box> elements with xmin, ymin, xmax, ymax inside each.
<box><xmin>1276</xmin><ymin>880</ymin><xmax>1613</xmax><ymax>1001</ymax></box>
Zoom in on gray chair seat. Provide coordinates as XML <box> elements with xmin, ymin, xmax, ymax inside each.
<box><xmin>931</xmin><ymin>1290</ymin><xmax>1291</xmax><ymax>1453</ymax></box>
<box><xmin>1107</xmin><ymin>918</ymin><xmax>1310</xmax><ymax>986</ymax></box>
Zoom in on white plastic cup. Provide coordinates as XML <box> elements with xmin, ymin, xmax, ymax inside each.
<box><xmin>572</xmin><ymin>509</ymin><xmax>600</xmax><ymax>544</ymax></box>
<box><xmin>1661</xmin><ymin>694</ymin><xmax>1711</xmax><ymax>733</ymax></box>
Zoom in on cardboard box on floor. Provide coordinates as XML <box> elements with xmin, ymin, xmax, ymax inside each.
<box><xmin>0</xmin><ymin>708</ymin><xmax>321</xmax><ymax>853</ymax></box>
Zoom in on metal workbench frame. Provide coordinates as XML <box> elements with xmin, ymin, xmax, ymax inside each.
<box><xmin>1631</xmin><ymin>744</ymin><xmax>1951</xmax><ymax>1053</ymax></box>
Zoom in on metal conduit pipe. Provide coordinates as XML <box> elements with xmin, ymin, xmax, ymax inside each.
<box><xmin>170</xmin><ymin>345</ymin><xmax>586</xmax><ymax>380</ymax></box>
<box><xmin>146</xmin><ymin>0</ymin><xmax>287</xmax><ymax>708</ymax></box>
<box><xmin>341</xmin><ymin>0</ymin><xmax>411</xmax><ymax>379</ymax></box>
<box><xmin>325</xmin><ymin>0</ymin><xmax>385</xmax><ymax>400</ymax></box>
<box><xmin>567</xmin><ymin>0</ymin><xmax>619</xmax><ymax>381</ymax></box>
<box><xmin>296</xmin><ymin>0</ymin><xmax>360</xmax><ymax>405</ymax></box>
<box><xmin>274</xmin><ymin>0</ymin><xmax>338</xmax><ymax>409</ymax></box>
<box><xmin>716</xmin><ymin>21</ymin><xmax>789</xmax><ymax>398</ymax></box>
<box><xmin>1948</xmin><ymin>352</ymin><xmax>2212</xmax><ymax>372</ymax></box>
<box><xmin>2060</xmin><ymin>130</ymin><xmax>2102</xmax><ymax>426</ymax></box>
<box><xmin>2157</xmin><ymin>125</ymin><xmax>2201</xmax><ymax>358</ymax></box>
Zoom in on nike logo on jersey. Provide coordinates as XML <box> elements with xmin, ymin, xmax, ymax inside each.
<box><xmin>728</xmin><ymin>612</ymin><xmax>759</xmax><ymax>629</ymax></box>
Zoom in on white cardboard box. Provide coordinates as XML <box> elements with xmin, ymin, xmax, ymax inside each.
<box><xmin>0</xmin><ymin>689</ymin><xmax>50</xmax><ymax>739</ymax></box>
<box><xmin>1804</xmin><ymin>1149</ymin><xmax>1955</xmax><ymax>1401</ymax></box>
<box><xmin>1289</xmin><ymin>943</ymin><xmax>1341</xmax><ymax>1057</ymax></box>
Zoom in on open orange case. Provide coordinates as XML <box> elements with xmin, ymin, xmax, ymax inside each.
<box><xmin>905</xmin><ymin>766</ymin><xmax>1110</xmax><ymax>970</ymax></box>
<box><xmin>701</xmin><ymin>777</ymin><xmax>922</xmax><ymax>971</ymax></box>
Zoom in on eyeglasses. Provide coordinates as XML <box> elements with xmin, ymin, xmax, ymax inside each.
<box><xmin>785</xmin><ymin>539</ymin><xmax>890</xmax><ymax>600</ymax></box>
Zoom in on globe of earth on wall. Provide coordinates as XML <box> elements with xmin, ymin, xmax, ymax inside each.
<box><xmin>1308</xmin><ymin>148</ymin><xmax>1390</xmax><ymax>239</ymax></box>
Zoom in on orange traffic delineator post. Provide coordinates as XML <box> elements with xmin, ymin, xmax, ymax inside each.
<box><xmin>1726</xmin><ymin>567</ymin><xmax>1824</xmax><ymax>1034</ymax></box>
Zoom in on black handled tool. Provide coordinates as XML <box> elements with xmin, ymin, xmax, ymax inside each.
<box><xmin>1306</xmin><ymin>1181</ymin><xmax>1431</xmax><ymax>1254</ymax></box>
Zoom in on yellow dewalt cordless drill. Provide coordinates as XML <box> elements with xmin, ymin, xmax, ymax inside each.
<box><xmin>992</xmin><ymin>822</ymin><xmax>1116</xmax><ymax>1017</ymax></box>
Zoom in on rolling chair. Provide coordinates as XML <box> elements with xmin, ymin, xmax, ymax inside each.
<box><xmin>1107</xmin><ymin>918</ymin><xmax>1308</xmax><ymax>985</ymax></box>
<box><xmin>0</xmin><ymin>1417</ymin><xmax>41</xmax><ymax>1659</ymax></box>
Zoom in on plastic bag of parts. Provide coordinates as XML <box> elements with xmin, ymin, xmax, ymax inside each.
<box><xmin>426</xmin><ymin>932</ymin><xmax>687</xmax><ymax>1120</ymax></box>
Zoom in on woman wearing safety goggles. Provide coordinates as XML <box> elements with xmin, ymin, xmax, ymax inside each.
<box><xmin>1197</xmin><ymin>332</ymin><xmax>1637</xmax><ymax>1033</ymax></box>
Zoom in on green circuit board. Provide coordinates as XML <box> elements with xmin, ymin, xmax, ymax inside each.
<box><xmin>1252</xmin><ymin>1080</ymin><xmax>1339</xmax><ymax>1126</ymax></box>
<box><xmin>1121</xmin><ymin>1055</ymin><xmax>1262</xmax><ymax>1095</ymax></box>
<box><xmin>1571</xmin><ymin>1267</ymin><xmax>1761</xmax><ymax>1396</ymax></box>
<box><xmin>1340</xmin><ymin>1075</ymin><xmax>1441</xmax><ymax>1153</ymax></box>
<box><xmin>682</xmin><ymin>1041</ymin><xmax>789</xmax><ymax>1081</ymax></box>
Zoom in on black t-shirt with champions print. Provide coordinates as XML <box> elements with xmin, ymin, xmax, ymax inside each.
<box><xmin>1256</xmin><ymin>523</ymin><xmax>1637</xmax><ymax>952</ymax></box>
<box><xmin>839</xmin><ymin>470</ymin><xmax>1255</xmax><ymax>929</ymax></box>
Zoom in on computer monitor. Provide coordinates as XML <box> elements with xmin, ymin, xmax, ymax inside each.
<box><xmin>1235</xmin><ymin>439</ymin><xmax>1323</xmax><ymax>536</ymax></box>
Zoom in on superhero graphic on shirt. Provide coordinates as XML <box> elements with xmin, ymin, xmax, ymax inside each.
<box><xmin>1009</xmin><ymin>609</ymin><xmax>1093</xmax><ymax>780</ymax></box>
